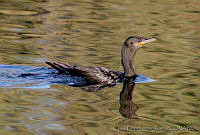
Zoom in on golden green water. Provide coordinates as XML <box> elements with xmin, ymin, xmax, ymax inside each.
<box><xmin>0</xmin><ymin>0</ymin><xmax>199</xmax><ymax>134</ymax></box>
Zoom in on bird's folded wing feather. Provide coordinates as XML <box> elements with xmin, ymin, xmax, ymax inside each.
<box><xmin>46</xmin><ymin>61</ymin><xmax>119</xmax><ymax>83</ymax></box>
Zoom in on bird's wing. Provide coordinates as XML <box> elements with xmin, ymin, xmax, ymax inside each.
<box><xmin>74</xmin><ymin>66</ymin><xmax>122</xmax><ymax>83</ymax></box>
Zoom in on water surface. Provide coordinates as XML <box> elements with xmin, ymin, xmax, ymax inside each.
<box><xmin>0</xmin><ymin>0</ymin><xmax>199</xmax><ymax>134</ymax></box>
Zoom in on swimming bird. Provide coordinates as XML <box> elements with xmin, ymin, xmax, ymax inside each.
<box><xmin>46</xmin><ymin>36</ymin><xmax>156</xmax><ymax>84</ymax></box>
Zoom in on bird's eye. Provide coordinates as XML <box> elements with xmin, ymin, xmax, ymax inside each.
<box><xmin>130</xmin><ymin>42</ymin><xmax>133</xmax><ymax>45</ymax></box>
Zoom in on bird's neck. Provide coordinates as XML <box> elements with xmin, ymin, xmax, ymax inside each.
<box><xmin>121</xmin><ymin>45</ymin><xmax>137</xmax><ymax>77</ymax></box>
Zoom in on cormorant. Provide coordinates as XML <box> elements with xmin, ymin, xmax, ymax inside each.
<box><xmin>46</xmin><ymin>36</ymin><xmax>156</xmax><ymax>84</ymax></box>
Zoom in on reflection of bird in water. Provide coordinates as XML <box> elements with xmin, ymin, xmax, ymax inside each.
<box><xmin>119</xmin><ymin>78</ymin><xmax>151</xmax><ymax>120</ymax></box>
<box><xmin>119</xmin><ymin>78</ymin><xmax>138</xmax><ymax>118</ymax></box>
<box><xmin>46</xmin><ymin>36</ymin><xmax>155</xmax><ymax>84</ymax></box>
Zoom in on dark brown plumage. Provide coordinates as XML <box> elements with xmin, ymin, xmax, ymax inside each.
<box><xmin>46</xmin><ymin>36</ymin><xmax>156</xmax><ymax>84</ymax></box>
<box><xmin>46</xmin><ymin>61</ymin><xmax>121</xmax><ymax>84</ymax></box>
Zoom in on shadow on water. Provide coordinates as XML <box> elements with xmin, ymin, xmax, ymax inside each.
<box><xmin>0</xmin><ymin>64</ymin><xmax>155</xmax><ymax>90</ymax></box>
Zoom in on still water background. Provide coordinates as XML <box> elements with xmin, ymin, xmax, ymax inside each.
<box><xmin>0</xmin><ymin>0</ymin><xmax>199</xmax><ymax>134</ymax></box>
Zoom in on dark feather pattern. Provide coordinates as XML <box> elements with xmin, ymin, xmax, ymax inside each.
<box><xmin>46</xmin><ymin>62</ymin><xmax>122</xmax><ymax>84</ymax></box>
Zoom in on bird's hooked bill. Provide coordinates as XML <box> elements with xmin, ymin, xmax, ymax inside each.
<box><xmin>138</xmin><ymin>38</ymin><xmax>156</xmax><ymax>46</ymax></box>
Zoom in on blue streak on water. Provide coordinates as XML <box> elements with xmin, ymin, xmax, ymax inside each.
<box><xmin>134</xmin><ymin>75</ymin><xmax>156</xmax><ymax>83</ymax></box>
<box><xmin>0</xmin><ymin>64</ymin><xmax>155</xmax><ymax>89</ymax></box>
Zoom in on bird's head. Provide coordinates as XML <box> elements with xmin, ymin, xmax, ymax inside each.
<box><xmin>124</xmin><ymin>36</ymin><xmax>156</xmax><ymax>49</ymax></box>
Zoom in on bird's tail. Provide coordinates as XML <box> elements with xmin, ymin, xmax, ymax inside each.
<box><xmin>46</xmin><ymin>62</ymin><xmax>73</xmax><ymax>74</ymax></box>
